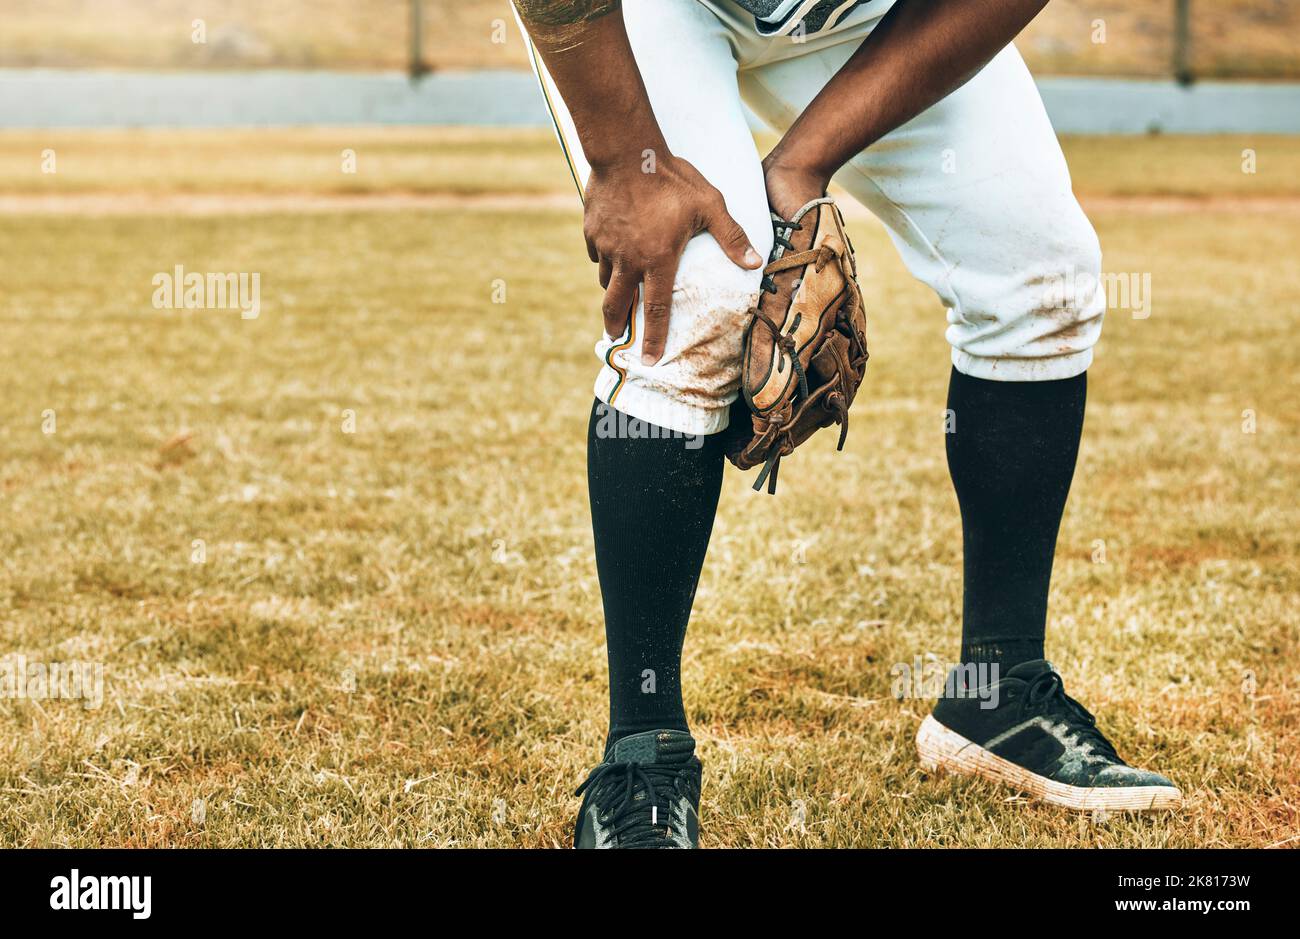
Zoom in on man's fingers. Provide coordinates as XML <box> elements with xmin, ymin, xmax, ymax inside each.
<box><xmin>598</xmin><ymin>257</ymin><xmax>613</xmax><ymax>290</ymax></box>
<box><xmin>639</xmin><ymin>267</ymin><xmax>674</xmax><ymax>366</ymax></box>
<box><xmin>602</xmin><ymin>266</ymin><xmax>638</xmax><ymax>340</ymax></box>
<box><xmin>706</xmin><ymin>199</ymin><xmax>764</xmax><ymax>270</ymax></box>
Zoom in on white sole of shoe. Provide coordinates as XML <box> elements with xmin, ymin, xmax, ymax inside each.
<box><xmin>915</xmin><ymin>715</ymin><xmax>1182</xmax><ymax>812</ymax></box>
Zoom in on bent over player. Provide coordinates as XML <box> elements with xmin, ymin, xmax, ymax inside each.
<box><xmin>511</xmin><ymin>0</ymin><xmax>1181</xmax><ymax>848</ymax></box>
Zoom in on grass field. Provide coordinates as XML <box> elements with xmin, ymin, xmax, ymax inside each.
<box><xmin>0</xmin><ymin>129</ymin><xmax>1297</xmax><ymax>847</ymax></box>
<box><xmin>1</xmin><ymin>0</ymin><xmax>1298</xmax><ymax>79</ymax></box>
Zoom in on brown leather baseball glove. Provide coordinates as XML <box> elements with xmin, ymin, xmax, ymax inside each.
<box><xmin>725</xmin><ymin>195</ymin><xmax>869</xmax><ymax>494</ymax></box>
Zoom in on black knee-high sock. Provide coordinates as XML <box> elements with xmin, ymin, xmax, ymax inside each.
<box><xmin>946</xmin><ymin>367</ymin><xmax>1087</xmax><ymax>671</ymax></box>
<box><xmin>588</xmin><ymin>399</ymin><xmax>724</xmax><ymax>750</ymax></box>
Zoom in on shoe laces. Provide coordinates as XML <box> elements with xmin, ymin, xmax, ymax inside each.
<box><xmin>1018</xmin><ymin>671</ymin><xmax>1122</xmax><ymax>765</ymax></box>
<box><xmin>575</xmin><ymin>760</ymin><xmax>694</xmax><ymax>848</ymax></box>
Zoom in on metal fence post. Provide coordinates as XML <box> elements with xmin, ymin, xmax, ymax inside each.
<box><xmin>410</xmin><ymin>0</ymin><xmax>429</xmax><ymax>81</ymax></box>
<box><xmin>1174</xmin><ymin>0</ymin><xmax>1193</xmax><ymax>85</ymax></box>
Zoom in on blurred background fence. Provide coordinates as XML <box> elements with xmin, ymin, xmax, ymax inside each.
<box><xmin>1</xmin><ymin>0</ymin><xmax>1297</xmax><ymax>81</ymax></box>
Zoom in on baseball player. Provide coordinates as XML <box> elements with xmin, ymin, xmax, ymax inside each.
<box><xmin>512</xmin><ymin>0</ymin><xmax>1181</xmax><ymax>849</ymax></box>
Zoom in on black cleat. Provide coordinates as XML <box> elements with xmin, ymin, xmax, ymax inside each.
<box><xmin>573</xmin><ymin>729</ymin><xmax>702</xmax><ymax>849</ymax></box>
<box><xmin>917</xmin><ymin>659</ymin><xmax>1181</xmax><ymax>811</ymax></box>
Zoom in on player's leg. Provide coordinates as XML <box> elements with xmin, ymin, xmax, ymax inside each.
<box><xmin>519</xmin><ymin>0</ymin><xmax>771</xmax><ymax>846</ymax></box>
<box><xmin>745</xmin><ymin>39</ymin><xmax>1096</xmax><ymax>677</ymax></box>
<box><xmin>743</xmin><ymin>35</ymin><xmax>1179</xmax><ymax>809</ymax></box>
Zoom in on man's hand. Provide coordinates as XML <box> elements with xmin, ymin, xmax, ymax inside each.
<box><xmin>585</xmin><ymin>155</ymin><xmax>762</xmax><ymax>365</ymax></box>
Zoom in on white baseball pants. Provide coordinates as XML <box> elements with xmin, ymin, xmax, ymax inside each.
<box><xmin>520</xmin><ymin>0</ymin><xmax>1105</xmax><ymax>435</ymax></box>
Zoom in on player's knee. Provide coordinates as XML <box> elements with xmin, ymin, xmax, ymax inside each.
<box><xmin>949</xmin><ymin>204</ymin><xmax>1106</xmax><ymax>379</ymax></box>
<box><xmin>1038</xmin><ymin>210</ymin><xmax>1105</xmax><ymax>345</ymax></box>
<box><xmin>669</xmin><ymin>233</ymin><xmax>767</xmax><ymax>339</ymax></box>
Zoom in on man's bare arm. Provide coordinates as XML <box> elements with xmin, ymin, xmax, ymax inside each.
<box><xmin>514</xmin><ymin>2</ymin><xmax>761</xmax><ymax>365</ymax></box>
<box><xmin>514</xmin><ymin>4</ymin><xmax>661</xmax><ymax>176</ymax></box>
<box><xmin>763</xmin><ymin>0</ymin><xmax>1050</xmax><ymax>217</ymax></box>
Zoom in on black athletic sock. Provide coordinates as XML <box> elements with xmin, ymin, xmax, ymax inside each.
<box><xmin>946</xmin><ymin>367</ymin><xmax>1087</xmax><ymax>673</ymax></box>
<box><xmin>587</xmin><ymin>399</ymin><xmax>725</xmax><ymax>751</ymax></box>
